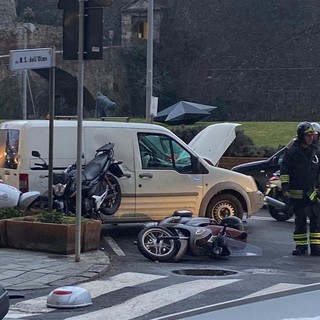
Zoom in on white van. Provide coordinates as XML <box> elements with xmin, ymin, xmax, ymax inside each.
<box><xmin>0</xmin><ymin>120</ymin><xmax>263</xmax><ymax>222</ymax></box>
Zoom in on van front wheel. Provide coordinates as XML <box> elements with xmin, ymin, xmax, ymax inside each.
<box><xmin>206</xmin><ymin>194</ymin><xmax>243</xmax><ymax>223</ymax></box>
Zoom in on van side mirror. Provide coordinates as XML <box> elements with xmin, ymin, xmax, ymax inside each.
<box><xmin>32</xmin><ymin>151</ymin><xmax>40</xmax><ymax>158</ymax></box>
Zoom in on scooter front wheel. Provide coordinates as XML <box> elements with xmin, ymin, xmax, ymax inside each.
<box><xmin>27</xmin><ymin>196</ymin><xmax>48</xmax><ymax>213</ymax></box>
<box><xmin>137</xmin><ymin>226</ymin><xmax>179</xmax><ymax>262</ymax></box>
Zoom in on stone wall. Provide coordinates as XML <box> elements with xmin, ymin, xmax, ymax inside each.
<box><xmin>4</xmin><ymin>0</ymin><xmax>320</xmax><ymax>120</ymax></box>
<box><xmin>0</xmin><ymin>0</ymin><xmax>17</xmax><ymax>27</ymax></box>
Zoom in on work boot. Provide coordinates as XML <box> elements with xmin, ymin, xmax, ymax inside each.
<box><xmin>292</xmin><ymin>245</ymin><xmax>308</xmax><ymax>256</ymax></box>
<box><xmin>310</xmin><ymin>245</ymin><xmax>320</xmax><ymax>256</ymax></box>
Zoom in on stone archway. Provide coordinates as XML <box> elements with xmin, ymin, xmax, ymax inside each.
<box><xmin>33</xmin><ymin>67</ymin><xmax>95</xmax><ymax>116</ymax></box>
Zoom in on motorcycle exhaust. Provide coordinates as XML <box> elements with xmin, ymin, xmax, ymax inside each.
<box><xmin>264</xmin><ymin>196</ymin><xmax>287</xmax><ymax>209</ymax></box>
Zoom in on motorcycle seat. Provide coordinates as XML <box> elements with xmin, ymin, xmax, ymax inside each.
<box><xmin>83</xmin><ymin>153</ymin><xmax>108</xmax><ymax>181</ymax></box>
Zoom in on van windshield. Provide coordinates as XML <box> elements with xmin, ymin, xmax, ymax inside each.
<box><xmin>0</xmin><ymin>129</ymin><xmax>20</xmax><ymax>169</ymax></box>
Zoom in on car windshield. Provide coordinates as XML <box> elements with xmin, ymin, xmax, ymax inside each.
<box><xmin>138</xmin><ymin>133</ymin><xmax>193</xmax><ymax>172</ymax></box>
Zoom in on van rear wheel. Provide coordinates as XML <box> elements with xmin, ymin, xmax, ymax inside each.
<box><xmin>206</xmin><ymin>194</ymin><xmax>243</xmax><ymax>222</ymax></box>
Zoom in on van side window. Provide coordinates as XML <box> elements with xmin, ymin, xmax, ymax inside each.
<box><xmin>0</xmin><ymin>129</ymin><xmax>19</xmax><ymax>169</ymax></box>
<box><xmin>138</xmin><ymin>133</ymin><xmax>192</xmax><ymax>173</ymax></box>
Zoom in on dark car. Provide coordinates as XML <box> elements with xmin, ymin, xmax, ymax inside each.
<box><xmin>231</xmin><ymin>143</ymin><xmax>291</xmax><ymax>192</ymax></box>
<box><xmin>0</xmin><ymin>283</ymin><xmax>9</xmax><ymax>319</ymax></box>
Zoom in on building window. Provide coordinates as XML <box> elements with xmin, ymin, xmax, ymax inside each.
<box><xmin>133</xmin><ymin>21</ymin><xmax>148</xmax><ymax>39</ymax></box>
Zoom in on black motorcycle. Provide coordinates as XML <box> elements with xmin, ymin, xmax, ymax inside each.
<box><xmin>264</xmin><ymin>170</ymin><xmax>294</xmax><ymax>221</ymax></box>
<box><xmin>32</xmin><ymin>142</ymin><xmax>123</xmax><ymax>219</ymax></box>
<box><xmin>137</xmin><ymin>210</ymin><xmax>262</xmax><ymax>262</ymax></box>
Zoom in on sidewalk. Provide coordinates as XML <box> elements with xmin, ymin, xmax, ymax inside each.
<box><xmin>0</xmin><ymin>248</ymin><xmax>110</xmax><ymax>290</ymax></box>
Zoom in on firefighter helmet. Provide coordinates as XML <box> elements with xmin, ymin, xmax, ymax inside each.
<box><xmin>297</xmin><ymin>122</ymin><xmax>314</xmax><ymax>143</ymax></box>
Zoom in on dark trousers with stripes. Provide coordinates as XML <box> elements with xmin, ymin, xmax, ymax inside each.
<box><xmin>293</xmin><ymin>202</ymin><xmax>320</xmax><ymax>248</ymax></box>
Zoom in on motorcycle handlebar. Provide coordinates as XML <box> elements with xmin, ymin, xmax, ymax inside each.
<box><xmin>35</xmin><ymin>162</ymin><xmax>48</xmax><ymax>168</ymax></box>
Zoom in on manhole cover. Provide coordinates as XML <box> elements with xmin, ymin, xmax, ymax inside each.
<box><xmin>172</xmin><ymin>269</ymin><xmax>237</xmax><ymax>276</ymax></box>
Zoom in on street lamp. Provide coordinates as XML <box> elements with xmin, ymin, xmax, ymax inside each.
<box><xmin>21</xmin><ymin>23</ymin><xmax>36</xmax><ymax>120</ymax></box>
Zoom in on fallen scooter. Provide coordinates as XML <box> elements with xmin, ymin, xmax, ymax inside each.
<box><xmin>137</xmin><ymin>210</ymin><xmax>262</xmax><ymax>262</ymax></box>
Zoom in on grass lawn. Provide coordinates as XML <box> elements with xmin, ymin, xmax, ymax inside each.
<box><xmin>167</xmin><ymin>121</ymin><xmax>299</xmax><ymax>147</ymax></box>
<box><xmin>125</xmin><ymin>118</ymin><xmax>300</xmax><ymax>146</ymax></box>
<box><xmin>235</xmin><ymin>122</ymin><xmax>299</xmax><ymax>147</ymax></box>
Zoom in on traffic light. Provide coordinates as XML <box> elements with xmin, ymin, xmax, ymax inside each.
<box><xmin>58</xmin><ymin>0</ymin><xmax>113</xmax><ymax>60</ymax></box>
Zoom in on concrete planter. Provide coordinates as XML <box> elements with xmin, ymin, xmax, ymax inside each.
<box><xmin>6</xmin><ymin>217</ymin><xmax>102</xmax><ymax>255</ymax></box>
<box><xmin>0</xmin><ymin>220</ymin><xmax>7</xmax><ymax>248</ymax></box>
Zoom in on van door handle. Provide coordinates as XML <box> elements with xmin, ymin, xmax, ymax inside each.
<box><xmin>4</xmin><ymin>170</ymin><xmax>10</xmax><ymax>175</ymax></box>
<box><xmin>121</xmin><ymin>172</ymin><xmax>132</xmax><ymax>178</ymax></box>
<box><xmin>139</xmin><ymin>173</ymin><xmax>153</xmax><ymax>179</ymax></box>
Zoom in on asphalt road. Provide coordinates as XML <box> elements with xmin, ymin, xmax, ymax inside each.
<box><xmin>7</xmin><ymin>208</ymin><xmax>320</xmax><ymax>320</ymax></box>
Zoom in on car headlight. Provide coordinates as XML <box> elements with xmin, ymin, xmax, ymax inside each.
<box><xmin>53</xmin><ymin>183</ymin><xmax>66</xmax><ymax>196</ymax></box>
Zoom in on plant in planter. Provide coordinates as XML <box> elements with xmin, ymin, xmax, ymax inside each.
<box><xmin>0</xmin><ymin>207</ymin><xmax>28</xmax><ymax>248</ymax></box>
<box><xmin>5</xmin><ymin>210</ymin><xmax>102</xmax><ymax>254</ymax></box>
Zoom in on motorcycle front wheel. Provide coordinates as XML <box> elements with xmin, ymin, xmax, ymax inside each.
<box><xmin>268</xmin><ymin>203</ymin><xmax>294</xmax><ymax>221</ymax></box>
<box><xmin>137</xmin><ymin>226</ymin><xmax>180</xmax><ymax>262</ymax></box>
<box><xmin>99</xmin><ymin>174</ymin><xmax>121</xmax><ymax>216</ymax></box>
<box><xmin>268</xmin><ymin>189</ymin><xmax>294</xmax><ymax>221</ymax></box>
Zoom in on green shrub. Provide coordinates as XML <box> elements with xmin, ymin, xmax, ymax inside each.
<box><xmin>36</xmin><ymin>211</ymin><xmax>91</xmax><ymax>224</ymax></box>
<box><xmin>36</xmin><ymin>210</ymin><xmax>63</xmax><ymax>224</ymax></box>
<box><xmin>0</xmin><ymin>207</ymin><xmax>26</xmax><ymax>220</ymax></box>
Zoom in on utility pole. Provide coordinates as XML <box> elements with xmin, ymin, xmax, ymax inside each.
<box><xmin>75</xmin><ymin>0</ymin><xmax>85</xmax><ymax>263</ymax></box>
<box><xmin>21</xmin><ymin>23</ymin><xmax>35</xmax><ymax>119</ymax></box>
<box><xmin>145</xmin><ymin>0</ymin><xmax>153</xmax><ymax>123</ymax></box>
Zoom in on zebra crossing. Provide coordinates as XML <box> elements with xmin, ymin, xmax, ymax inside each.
<box><xmin>4</xmin><ymin>271</ymin><xmax>312</xmax><ymax>320</ymax></box>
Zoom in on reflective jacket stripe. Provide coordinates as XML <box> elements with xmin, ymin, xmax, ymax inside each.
<box><xmin>289</xmin><ymin>189</ymin><xmax>303</xmax><ymax>199</ymax></box>
<box><xmin>280</xmin><ymin>174</ymin><xmax>289</xmax><ymax>184</ymax></box>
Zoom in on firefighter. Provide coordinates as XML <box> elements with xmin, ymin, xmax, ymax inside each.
<box><xmin>311</xmin><ymin>122</ymin><xmax>320</xmax><ymax>146</ymax></box>
<box><xmin>280</xmin><ymin>122</ymin><xmax>320</xmax><ymax>255</ymax></box>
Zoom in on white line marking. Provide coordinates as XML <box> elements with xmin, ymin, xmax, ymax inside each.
<box><xmin>249</xmin><ymin>216</ymin><xmax>294</xmax><ymax>222</ymax></box>
<box><xmin>104</xmin><ymin>235</ymin><xmax>126</xmax><ymax>256</ymax></box>
<box><xmin>8</xmin><ymin>272</ymin><xmax>166</xmax><ymax>318</ymax></box>
<box><xmin>242</xmin><ymin>283</ymin><xmax>305</xmax><ymax>298</ymax></box>
<box><xmin>151</xmin><ymin>282</ymin><xmax>320</xmax><ymax>320</ymax></box>
<box><xmin>66</xmin><ymin>279</ymin><xmax>240</xmax><ymax>320</ymax></box>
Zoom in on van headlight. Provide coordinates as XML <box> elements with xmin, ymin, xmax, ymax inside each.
<box><xmin>53</xmin><ymin>183</ymin><xmax>66</xmax><ymax>196</ymax></box>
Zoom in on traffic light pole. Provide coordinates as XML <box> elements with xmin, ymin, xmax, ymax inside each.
<box><xmin>145</xmin><ymin>0</ymin><xmax>153</xmax><ymax>123</ymax></box>
<box><xmin>75</xmin><ymin>0</ymin><xmax>85</xmax><ymax>262</ymax></box>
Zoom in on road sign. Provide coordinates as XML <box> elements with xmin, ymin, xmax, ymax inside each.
<box><xmin>10</xmin><ymin>48</ymin><xmax>55</xmax><ymax>71</ymax></box>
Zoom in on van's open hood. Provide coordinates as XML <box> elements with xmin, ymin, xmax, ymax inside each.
<box><xmin>188</xmin><ymin>123</ymin><xmax>241</xmax><ymax>166</ymax></box>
